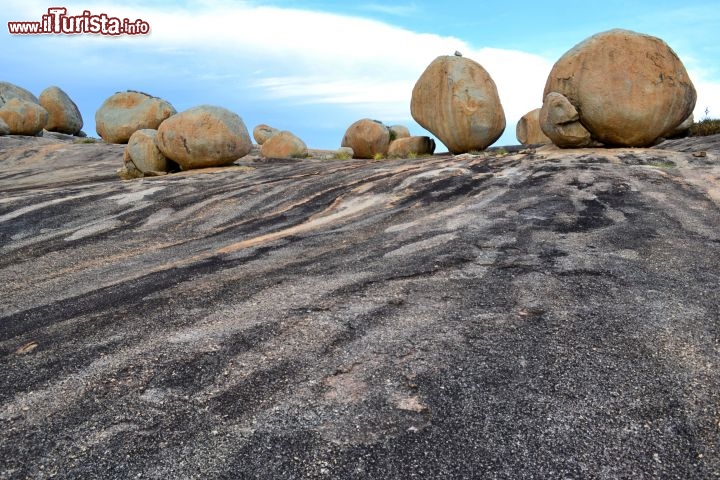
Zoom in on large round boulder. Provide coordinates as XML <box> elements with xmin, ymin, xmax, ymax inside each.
<box><xmin>341</xmin><ymin>119</ymin><xmax>390</xmax><ymax>159</ymax></box>
<box><xmin>39</xmin><ymin>86</ymin><xmax>83</xmax><ymax>135</ymax></box>
<box><xmin>0</xmin><ymin>81</ymin><xmax>39</xmax><ymax>107</ymax></box>
<box><xmin>516</xmin><ymin>108</ymin><xmax>551</xmax><ymax>145</ymax></box>
<box><xmin>261</xmin><ymin>131</ymin><xmax>307</xmax><ymax>159</ymax></box>
<box><xmin>542</xmin><ymin>29</ymin><xmax>696</xmax><ymax>147</ymax></box>
<box><xmin>156</xmin><ymin>105</ymin><xmax>252</xmax><ymax>169</ymax></box>
<box><xmin>0</xmin><ymin>98</ymin><xmax>48</xmax><ymax>136</ymax></box>
<box><xmin>411</xmin><ymin>55</ymin><xmax>505</xmax><ymax>154</ymax></box>
<box><xmin>95</xmin><ymin>91</ymin><xmax>176</xmax><ymax>144</ymax></box>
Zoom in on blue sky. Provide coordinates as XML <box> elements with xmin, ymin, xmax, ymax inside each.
<box><xmin>2</xmin><ymin>0</ymin><xmax>719</xmax><ymax>150</ymax></box>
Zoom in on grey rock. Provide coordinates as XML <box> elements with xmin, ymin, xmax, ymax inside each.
<box><xmin>1</xmin><ymin>133</ymin><xmax>720</xmax><ymax>478</ymax></box>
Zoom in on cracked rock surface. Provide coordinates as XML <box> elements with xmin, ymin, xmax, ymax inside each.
<box><xmin>1</xmin><ymin>134</ymin><xmax>719</xmax><ymax>479</ymax></box>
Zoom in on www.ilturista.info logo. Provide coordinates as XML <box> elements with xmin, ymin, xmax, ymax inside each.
<box><xmin>8</xmin><ymin>7</ymin><xmax>150</xmax><ymax>35</ymax></box>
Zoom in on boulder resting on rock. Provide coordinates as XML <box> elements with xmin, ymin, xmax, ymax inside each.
<box><xmin>95</xmin><ymin>91</ymin><xmax>176</xmax><ymax>144</ymax></box>
<box><xmin>542</xmin><ymin>29</ymin><xmax>696</xmax><ymax>147</ymax></box>
<box><xmin>39</xmin><ymin>86</ymin><xmax>83</xmax><ymax>135</ymax></box>
<box><xmin>341</xmin><ymin>119</ymin><xmax>391</xmax><ymax>159</ymax></box>
<box><xmin>0</xmin><ymin>98</ymin><xmax>48</xmax><ymax>136</ymax></box>
<box><xmin>411</xmin><ymin>55</ymin><xmax>505</xmax><ymax>154</ymax></box>
<box><xmin>261</xmin><ymin>131</ymin><xmax>307</xmax><ymax>159</ymax></box>
<box><xmin>156</xmin><ymin>105</ymin><xmax>252</xmax><ymax>169</ymax></box>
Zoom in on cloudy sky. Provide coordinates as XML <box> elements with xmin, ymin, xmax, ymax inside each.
<box><xmin>2</xmin><ymin>0</ymin><xmax>719</xmax><ymax>150</ymax></box>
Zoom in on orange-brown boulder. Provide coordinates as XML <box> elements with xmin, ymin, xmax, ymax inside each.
<box><xmin>39</xmin><ymin>86</ymin><xmax>83</xmax><ymax>135</ymax></box>
<box><xmin>155</xmin><ymin>105</ymin><xmax>252</xmax><ymax>170</ymax></box>
<box><xmin>261</xmin><ymin>131</ymin><xmax>307</xmax><ymax>158</ymax></box>
<box><xmin>388</xmin><ymin>136</ymin><xmax>436</xmax><ymax>158</ymax></box>
<box><xmin>542</xmin><ymin>29</ymin><xmax>696</xmax><ymax>147</ymax></box>
<box><xmin>341</xmin><ymin>119</ymin><xmax>390</xmax><ymax>159</ymax></box>
<box><xmin>516</xmin><ymin>108</ymin><xmax>551</xmax><ymax>145</ymax></box>
<box><xmin>95</xmin><ymin>91</ymin><xmax>176</xmax><ymax>144</ymax></box>
<box><xmin>0</xmin><ymin>98</ymin><xmax>48</xmax><ymax>136</ymax></box>
<box><xmin>411</xmin><ymin>55</ymin><xmax>505</xmax><ymax>154</ymax></box>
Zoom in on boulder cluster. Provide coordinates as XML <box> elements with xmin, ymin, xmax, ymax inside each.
<box><xmin>0</xmin><ymin>81</ymin><xmax>84</xmax><ymax>137</ymax></box>
<box><xmin>2</xmin><ymin>28</ymin><xmax>700</xmax><ymax>176</ymax></box>
<box><xmin>534</xmin><ymin>29</ymin><xmax>696</xmax><ymax>148</ymax></box>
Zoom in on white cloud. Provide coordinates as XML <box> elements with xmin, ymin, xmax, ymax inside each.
<box><xmin>4</xmin><ymin>1</ymin><xmax>719</xmax><ymax>148</ymax></box>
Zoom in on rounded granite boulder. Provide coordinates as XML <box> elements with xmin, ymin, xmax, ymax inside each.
<box><xmin>542</xmin><ymin>29</ymin><xmax>696</xmax><ymax>147</ymax></box>
<box><xmin>39</xmin><ymin>86</ymin><xmax>83</xmax><ymax>135</ymax></box>
<box><xmin>0</xmin><ymin>98</ymin><xmax>48</xmax><ymax>136</ymax></box>
<box><xmin>95</xmin><ymin>91</ymin><xmax>176</xmax><ymax>144</ymax></box>
<box><xmin>411</xmin><ymin>55</ymin><xmax>505</xmax><ymax>154</ymax></box>
<box><xmin>341</xmin><ymin>119</ymin><xmax>391</xmax><ymax>159</ymax></box>
<box><xmin>156</xmin><ymin>105</ymin><xmax>252</xmax><ymax>170</ymax></box>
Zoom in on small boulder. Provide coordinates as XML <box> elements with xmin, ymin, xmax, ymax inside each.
<box><xmin>543</xmin><ymin>29</ymin><xmax>696</xmax><ymax>147</ymax></box>
<box><xmin>39</xmin><ymin>86</ymin><xmax>83</xmax><ymax>135</ymax></box>
<box><xmin>156</xmin><ymin>105</ymin><xmax>252</xmax><ymax>170</ymax></box>
<box><xmin>253</xmin><ymin>124</ymin><xmax>279</xmax><ymax>145</ymax></box>
<box><xmin>125</xmin><ymin>129</ymin><xmax>169</xmax><ymax>174</ymax></box>
<box><xmin>411</xmin><ymin>55</ymin><xmax>505</xmax><ymax>154</ymax></box>
<box><xmin>388</xmin><ymin>136</ymin><xmax>436</xmax><ymax>158</ymax></box>
<box><xmin>0</xmin><ymin>81</ymin><xmax>39</xmax><ymax>106</ymax></box>
<box><xmin>516</xmin><ymin>108</ymin><xmax>551</xmax><ymax>145</ymax></box>
<box><xmin>95</xmin><ymin>91</ymin><xmax>176</xmax><ymax>144</ymax></box>
<box><xmin>0</xmin><ymin>98</ymin><xmax>48</xmax><ymax>136</ymax></box>
<box><xmin>334</xmin><ymin>147</ymin><xmax>354</xmax><ymax>159</ymax></box>
<box><xmin>0</xmin><ymin>118</ymin><xmax>9</xmax><ymax>135</ymax></box>
<box><xmin>341</xmin><ymin>119</ymin><xmax>390</xmax><ymax>159</ymax></box>
<box><xmin>261</xmin><ymin>131</ymin><xmax>307</xmax><ymax>159</ymax></box>
<box><xmin>539</xmin><ymin>93</ymin><xmax>596</xmax><ymax>148</ymax></box>
<box><xmin>389</xmin><ymin>125</ymin><xmax>411</xmax><ymax>141</ymax></box>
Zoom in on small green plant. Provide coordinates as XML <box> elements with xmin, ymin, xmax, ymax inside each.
<box><xmin>373</xmin><ymin>152</ymin><xmax>384</xmax><ymax>161</ymax></box>
<box><xmin>289</xmin><ymin>152</ymin><xmax>309</xmax><ymax>159</ymax></box>
<box><xmin>407</xmin><ymin>152</ymin><xmax>418</xmax><ymax>159</ymax></box>
<box><xmin>333</xmin><ymin>150</ymin><xmax>352</xmax><ymax>160</ymax></box>
<box><xmin>689</xmin><ymin>118</ymin><xmax>720</xmax><ymax>137</ymax></box>
<box><xmin>494</xmin><ymin>147</ymin><xmax>509</xmax><ymax>156</ymax></box>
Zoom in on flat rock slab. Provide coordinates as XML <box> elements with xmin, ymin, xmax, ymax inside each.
<box><xmin>1</xmin><ymin>134</ymin><xmax>719</xmax><ymax>478</ymax></box>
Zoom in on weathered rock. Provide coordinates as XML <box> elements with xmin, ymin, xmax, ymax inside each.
<box><xmin>539</xmin><ymin>93</ymin><xmax>596</xmax><ymax>148</ymax></box>
<box><xmin>543</xmin><ymin>29</ymin><xmax>696</xmax><ymax>147</ymax></box>
<box><xmin>389</xmin><ymin>125</ymin><xmax>411</xmax><ymax>141</ymax></box>
<box><xmin>95</xmin><ymin>91</ymin><xmax>176</xmax><ymax>144</ymax></box>
<box><xmin>0</xmin><ymin>81</ymin><xmax>39</xmax><ymax>107</ymax></box>
<box><xmin>125</xmin><ymin>129</ymin><xmax>168</xmax><ymax>174</ymax></box>
<box><xmin>2</xmin><ymin>132</ymin><xmax>720</xmax><ymax>478</ymax></box>
<box><xmin>0</xmin><ymin>118</ymin><xmax>9</xmax><ymax>136</ymax></box>
<box><xmin>0</xmin><ymin>98</ymin><xmax>48</xmax><ymax>136</ymax></box>
<box><xmin>388</xmin><ymin>136</ymin><xmax>436</xmax><ymax>158</ymax></box>
<box><xmin>341</xmin><ymin>119</ymin><xmax>390</xmax><ymax>159</ymax></box>
<box><xmin>39</xmin><ymin>86</ymin><xmax>83</xmax><ymax>135</ymax></box>
<box><xmin>516</xmin><ymin>108</ymin><xmax>551</xmax><ymax>145</ymax></box>
<box><xmin>411</xmin><ymin>55</ymin><xmax>506</xmax><ymax>154</ymax></box>
<box><xmin>253</xmin><ymin>124</ymin><xmax>279</xmax><ymax>145</ymax></box>
<box><xmin>261</xmin><ymin>131</ymin><xmax>307</xmax><ymax>159</ymax></box>
<box><xmin>156</xmin><ymin>105</ymin><xmax>252</xmax><ymax>169</ymax></box>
